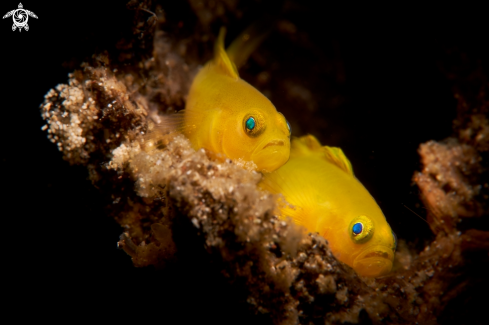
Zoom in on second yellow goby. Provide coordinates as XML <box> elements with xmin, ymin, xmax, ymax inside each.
<box><xmin>259</xmin><ymin>135</ymin><xmax>396</xmax><ymax>277</ymax></box>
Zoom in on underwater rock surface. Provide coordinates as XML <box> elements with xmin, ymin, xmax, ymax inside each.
<box><xmin>38</xmin><ymin>1</ymin><xmax>489</xmax><ymax>324</ymax></box>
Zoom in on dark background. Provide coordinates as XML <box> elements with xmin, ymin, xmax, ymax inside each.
<box><xmin>1</xmin><ymin>1</ymin><xmax>486</xmax><ymax>323</ymax></box>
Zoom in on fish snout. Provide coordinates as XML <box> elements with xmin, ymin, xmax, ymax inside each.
<box><xmin>353</xmin><ymin>245</ymin><xmax>394</xmax><ymax>277</ymax></box>
<box><xmin>252</xmin><ymin>138</ymin><xmax>290</xmax><ymax>172</ymax></box>
<box><xmin>262</xmin><ymin>140</ymin><xmax>285</xmax><ymax>149</ymax></box>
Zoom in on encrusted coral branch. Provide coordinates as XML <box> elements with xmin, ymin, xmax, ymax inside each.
<box><xmin>40</xmin><ymin>63</ymin><xmax>374</xmax><ymax>324</ymax></box>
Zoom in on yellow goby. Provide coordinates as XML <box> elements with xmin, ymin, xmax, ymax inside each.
<box><xmin>259</xmin><ymin>135</ymin><xmax>396</xmax><ymax>277</ymax></box>
<box><xmin>180</xmin><ymin>27</ymin><xmax>291</xmax><ymax>172</ymax></box>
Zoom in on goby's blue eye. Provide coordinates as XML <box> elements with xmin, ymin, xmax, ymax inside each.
<box><xmin>349</xmin><ymin>216</ymin><xmax>373</xmax><ymax>243</ymax></box>
<box><xmin>246</xmin><ymin>117</ymin><xmax>256</xmax><ymax>131</ymax></box>
<box><xmin>352</xmin><ymin>222</ymin><xmax>363</xmax><ymax>236</ymax></box>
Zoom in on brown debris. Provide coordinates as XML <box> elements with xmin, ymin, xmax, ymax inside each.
<box><xmin>412</xmin><ymin>78</ymin><xmax>489</xmax><ymax>324</ymax></box>
<box><xmin>414</xmin><ymin>138</ymin><xmax>484</xmax><ymax>234</ymax></box>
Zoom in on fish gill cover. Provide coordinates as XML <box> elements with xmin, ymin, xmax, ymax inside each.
<box><xmin>28</xmin><ymin>1</ymin><xmax>489</xmax><ymax>324</ymax></box>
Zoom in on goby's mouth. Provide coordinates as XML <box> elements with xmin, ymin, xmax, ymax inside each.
<box><xmin>251</xmin><ymin>138</ymin><xmax>290</xmax><ymax>172</ymax></box>
<box><xmin>262</xmin><ymin>140</ymin><xmax>285</xmax><ymax>149</ymax></box>
<box><xmin>353</xmin><ymin>245</ymin><xmax>394</xmax><ymax>277</ymax></box>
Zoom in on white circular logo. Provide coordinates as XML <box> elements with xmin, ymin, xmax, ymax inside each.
<box><xmin>2</xmin><ymin>3</ymin><xmax>38</xmax><ymax>32</ymax></box>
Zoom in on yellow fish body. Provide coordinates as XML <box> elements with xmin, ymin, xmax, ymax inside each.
<box><xmin>259</xmin><ymin>135</ymin><xmax>396</xmax><ymax>277</ymax></box>
<box><xmin>181</xmin><ymin>28</ymin><xmax>291</xmax><ymax>172</ymax></box>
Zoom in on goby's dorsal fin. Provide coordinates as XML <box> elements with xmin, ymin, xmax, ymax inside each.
<box><xmin>213</xmin><ymin>27</ymin><xmax>239</xmax><ymax>80</ymax></box>
<box><xmin>292</xmin><ymin>135</ymin><xmax>354</xmax><ymax>175</ymax></box>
